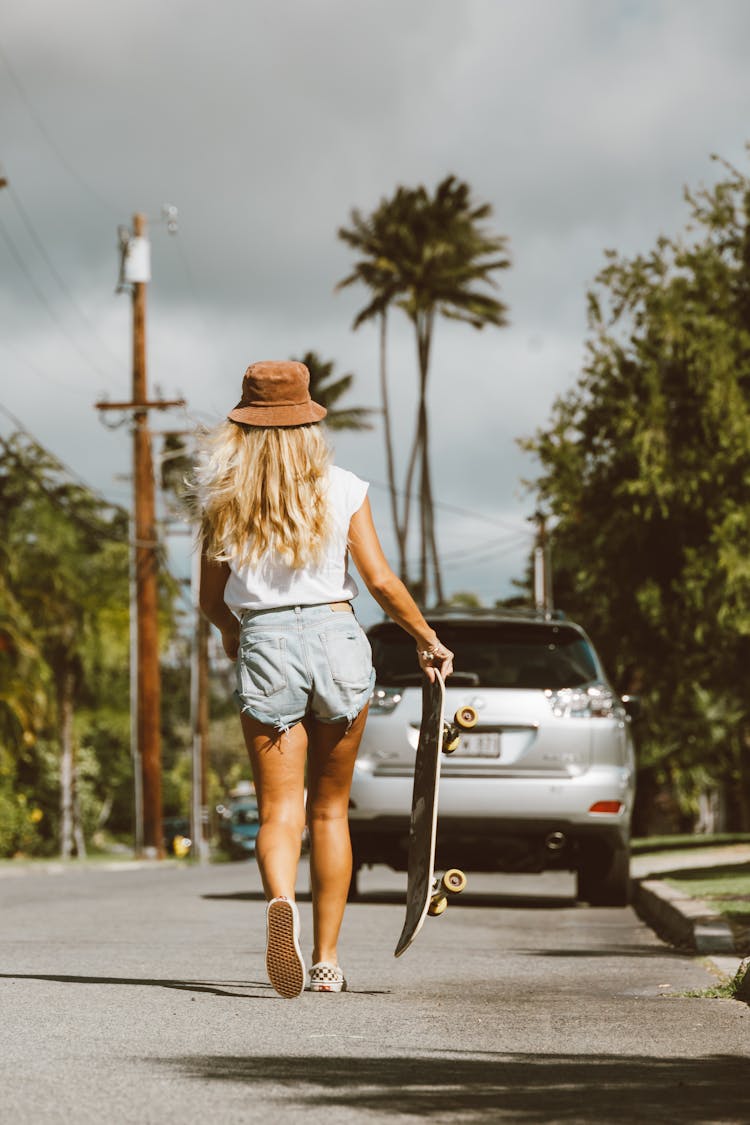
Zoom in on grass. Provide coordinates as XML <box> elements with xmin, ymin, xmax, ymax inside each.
<box><xmin>659</xmin><ymin>861</ymin><xmax>750</xmax><ymax>957</ymax></box>
<box><xmin>663</xmin><ymin>864</ymin><xmax>750</xmax><ymax>916</ymax></box>
<box><xmin>631</xmin><ymin>833</ymin><xmax>750</xmax><ymax>855</ymax></box>
<box><xmin>677</xmin><ymin>959</ymin><xmax>750</xmax><ymax>1001</ymax></box>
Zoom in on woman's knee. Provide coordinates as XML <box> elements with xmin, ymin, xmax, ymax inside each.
<box><xmin>258</xmin><ymin>798</ymin><xmax>305</xmax><ymax>834</ymax></box>
<box><xmin>307</xmin><ymin>801</ymin><xmax>350</xmax><ymax>826</ymax></box>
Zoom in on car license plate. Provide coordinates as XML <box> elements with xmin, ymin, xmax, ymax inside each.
<box><xmin>451</xmin><ymin>732</ymin><xmax>501</xmax><ymax>758</ymax></box>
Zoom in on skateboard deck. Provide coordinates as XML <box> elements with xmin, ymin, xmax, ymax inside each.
<box><xmin>394</xmin><ymin>671</ymin><xmax>476</xmax><ymax>957</ymax></box>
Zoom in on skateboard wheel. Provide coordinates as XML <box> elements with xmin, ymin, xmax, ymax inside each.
<box><xmin>442</xmin><ymin>868</ymin><xmax>467</xmax><ymax>895</ymax></box>
<box><xmin>428</xmin><ymin>894</ymin><xmax>448</xmax><ymax>916</ymax></box>
<box><xmin>454</xmin><ymin>706</ymin><xmax>478</xmax><ymax>730</ymax></box>
<box><xmin>443</xmin><ymin>727</ymin><xmax>460</xmax><ymax>754</ymax></box>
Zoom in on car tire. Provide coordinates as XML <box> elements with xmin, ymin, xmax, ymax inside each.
<box><xmin>576</xmin><ymin>844</ymin><xmax>631</xmax><ymax>906</ymax></box>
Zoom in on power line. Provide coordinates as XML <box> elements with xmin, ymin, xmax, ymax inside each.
<box><xmin>0</xmin><ymin>40</ymin><xmax>118</xmax><ymax>217</ymax></box>
<box><xmin>0</xmin><ymin>402</ymin><xmax>123</xmax><ymax>512</ymax></box>
<box><xmin>0</xmin><ymin>337</ymin><xmax>91</xmax><ymax>397</ymax></box>
<box><xmin>0</xmin><ymin>407</ymin><xmax>200</xmax><ymax>610</ymax></box>
<box><xmin>439</xmin><ymin>530</ymin><xmax>532</xmax><ymax>569</ymax></box>
<box><xmin>0</xmin><ymin>211</ymin><xmax>113</xmax><ymax>383</ymax></box>
<box><xmin>5</xmin><ymin>181</ymin><xmax>125</xmax><ymax>374</ymax></box>
<box><xmin>368</xmin><ymin>478</ymin><xmax>532</xmax><ymax>536</ymax></box>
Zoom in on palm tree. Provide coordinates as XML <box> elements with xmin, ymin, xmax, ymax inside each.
<box><xmin>339</xmin><ymin>176</ymin><xmax>511</xmax><ymax>604</ymax></box>
<box><xmin>337</xmin><ymin>200</ymin><xmax>409</xmax><ymax>580</ymax></box>
<box><xmin>293</xmin><ymin>350</ymin><xmax>375</xmax><ymax>432</ymax></box>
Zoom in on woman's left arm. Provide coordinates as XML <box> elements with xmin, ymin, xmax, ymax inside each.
<box><xmin>199</xmin><ymin>550</ymin><xmax>239</xmax><ymax>660</ymax></box>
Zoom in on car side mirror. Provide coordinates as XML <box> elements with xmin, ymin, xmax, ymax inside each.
<box><xmin>621</xmin><ymin>694</ymin><xmax>643</xmax><ymax>722</ymax></box>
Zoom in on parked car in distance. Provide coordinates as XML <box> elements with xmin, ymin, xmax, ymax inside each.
<box><xmin>217</xmin><ymin>783</ymin><xmax>310</xmax><ymax>859</ymax></box>
<box><xmin>349</xmin><ymin>609</ymin><xmax>638</xmax><ymax>905</ymax></box>
<box><xmin>217</xmin><ymin>797</ymin><xmax>260</xmax><ymax>860</ymax></box>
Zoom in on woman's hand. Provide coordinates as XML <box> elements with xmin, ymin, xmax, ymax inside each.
<box><xmin>417</xmin><ymin>640</ymin><xmax>454</xmax><ymax>684</ymax></box>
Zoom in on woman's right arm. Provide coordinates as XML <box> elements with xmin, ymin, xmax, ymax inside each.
<box><xmin>347</xmin><ymin>498</ymin><xmax>453</xmax><ymax>681</ymax></box>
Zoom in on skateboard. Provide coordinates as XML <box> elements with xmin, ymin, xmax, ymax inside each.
<box><xmin>394</xmin><ymin>670</ymin><xmax>477</xmax><ymax>957</ymax></box>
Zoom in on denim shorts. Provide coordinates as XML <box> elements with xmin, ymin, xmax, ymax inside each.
<box><xmin>235</xmin><ymin>604</ymin><xmax>376</xmax><ymax>730</ymax></box>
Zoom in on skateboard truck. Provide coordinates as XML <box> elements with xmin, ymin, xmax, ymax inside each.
<box><xmin>426</xmin><ymin>706</ymin><xmax>478</xmax><ymax>915</ymax></box>
<box><xmin>428</xmin><ymin>867</ymin><xmax>469</xmax><ymax>915</ymax></box>
<box><xmin>442</xmin><ymin>704</ymin><xmax>478</xmax><ymax>754</ymax></box>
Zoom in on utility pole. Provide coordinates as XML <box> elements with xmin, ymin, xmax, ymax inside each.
<box><xmin>533</xmin><ymin>510</ymin><xmax>553</xmax><ymax>618</ymax></box>
<box><xmin>97</xmin><ymin>211</ymin><xmax>184</xmax><ymax>858</ymax></box>
<box><xmin>189</xmin><ymin>526</ymin><xmax>211</xmax><ymax>862</ymax></box>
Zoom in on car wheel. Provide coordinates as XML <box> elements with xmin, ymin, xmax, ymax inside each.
<box><xmin>576</xmin><ymin>844</ymin><xmax>631</xmax><ymax>906</ymax></box>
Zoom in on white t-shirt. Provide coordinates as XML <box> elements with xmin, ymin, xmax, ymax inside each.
<box><xmin>223</xmin><ymin>465</ymin><xmax>369</xmax><ymax>613</ymax></box>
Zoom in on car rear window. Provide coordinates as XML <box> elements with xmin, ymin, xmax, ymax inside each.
<box><xmin>368</xmin><ymin>621</ymin><xmax>601</xmax><ymax>689</ymax></box>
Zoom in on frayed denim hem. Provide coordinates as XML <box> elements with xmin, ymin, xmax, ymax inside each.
<box><xmin>236</xmin><ymin>693</ymin><xmax>305</xmax><ymax>736</ymax></box>
<box><xmin>235</xmin><ymin>692</ymin><xmax>367</xmax><ymax>735</ymax></box>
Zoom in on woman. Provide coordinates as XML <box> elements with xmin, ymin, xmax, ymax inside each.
<box><xmin>196</xmin><ymin>360</ymin><xmax>453</xmax><ymax>998</ymax></box>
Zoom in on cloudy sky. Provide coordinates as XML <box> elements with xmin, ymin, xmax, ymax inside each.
<box><xmin>2</xmin><ymin>0</ymin><xmax>750</xmax><ymax>624</ymax></box>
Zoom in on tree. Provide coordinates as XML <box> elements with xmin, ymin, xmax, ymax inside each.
<box><xmin>337</xmin><ymin>198</ymin><xmax>412</xmax><ymax>579</ymax></box>
<box><xmin>522</xmin><ymin>152</ymin><xmax>750</xmax><ymax>830</ymax></box>
<box><xmin>293</xmin><ymin>350</ymin><xmax>375</xmax><ymax>432</ymax></box>
<box><xmin>0</xmin><ymin>431</ymin><xmax>132</xmax><ymax>855</ymax></box>
<box><xmin>339</xmin><ymin>175</ymin><xmax>510</xmax><ymax>604</ymax></box>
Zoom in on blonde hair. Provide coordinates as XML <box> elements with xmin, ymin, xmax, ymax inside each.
<box><xmin>192</xmin><ymin>421</ymin><xmax>332</xmax><ymax>569</ymax></box>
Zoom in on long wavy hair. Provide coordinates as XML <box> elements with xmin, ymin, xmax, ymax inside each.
<box><xmin>192</xmin><ymin>421</ymin><xmax>333</xmax><ymax>569</ymax></box>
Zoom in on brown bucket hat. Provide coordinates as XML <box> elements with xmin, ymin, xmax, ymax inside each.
<box><xmin>228</xmin><ymin>360</ymin><xmax>327</xmax><ymax>427</ymax></box>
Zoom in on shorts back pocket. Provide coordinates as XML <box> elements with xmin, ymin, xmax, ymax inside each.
<box><xmin>321</xmin><ymin>624</ymin><xmax>372</xmax><ymax>690</ymax></box>
<box><xmin>237</xmin><ymin>634</ymin><xmax>288</xmax><ymax>698</ymax></box>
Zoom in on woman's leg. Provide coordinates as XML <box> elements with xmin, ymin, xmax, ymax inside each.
<box><xmin>306</xmin><ymin>705</ymin><xmax>368</xmax><ymax>965</ymax></box>
<box><xmin>240</xmin><ymin>712</ymin><xmax>307</xmax><ymax>901</ymax></box>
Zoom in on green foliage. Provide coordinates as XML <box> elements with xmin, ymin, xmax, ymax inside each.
<box><xmin>0</xmin><ymin>431</ymin><xmax>134</xmax><ymax>855</ymax></box>
<box><xmin>523</xmin><ymin>152</ymin><xmax>750</xmax><ymax>829</ymax></box>
<box><xmin>293</xmin><ymin>350</ymin><xmax>375</xmax><ymax>431</ymax></box>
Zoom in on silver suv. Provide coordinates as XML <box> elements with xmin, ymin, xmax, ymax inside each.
<box><xmin>349</xmin><ymin>610</ymin><xmax>637</xmax><ymax>905</ymax></box>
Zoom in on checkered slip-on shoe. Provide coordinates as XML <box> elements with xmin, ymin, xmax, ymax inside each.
<box><xmin>309</xmin><ymin>961</ymin><xmax>347</xmax><ymax>993</ymax></box>
<box><xmin>265</xmin><ymin>897</ymin><xmax>305</xmax><ymax>999</ymax></box>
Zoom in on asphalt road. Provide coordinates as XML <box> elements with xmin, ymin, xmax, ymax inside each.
<box><xmin>0</xmin><ymin>859</ymin><xmax>747</xmax><ymax>1124</ymax></box>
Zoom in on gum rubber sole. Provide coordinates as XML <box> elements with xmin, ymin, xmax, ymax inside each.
<box><xmin>266</xmin><ymin>899</ymin><xmax>305</xmax><ymax>999</ymax></box>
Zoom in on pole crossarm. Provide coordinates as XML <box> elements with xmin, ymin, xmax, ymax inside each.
<box><xmin>95</xmin><ymin>399</ymin><xmax>186</xmax><ymax>412</ymax></box>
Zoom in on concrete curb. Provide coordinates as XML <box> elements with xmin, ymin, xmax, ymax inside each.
<box><xmin>0</xmin><ymin>858</ymin><xmax>183</xmax><ymax>879</ymax></box>
<box><xmin>633</xmin><ymin>877</ymin><xmax>737</xmax><ymax>954</ymax></box>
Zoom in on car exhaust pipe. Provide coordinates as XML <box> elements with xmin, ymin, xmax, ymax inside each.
<box><xmin>545</xmin><ymin>831</ymin><xmax>567</xmax><ymax>852</ymax></box>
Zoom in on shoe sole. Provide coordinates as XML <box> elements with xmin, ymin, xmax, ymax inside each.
<box><xmin>266</xmin><ymin>900</ymin><xmax>305</xmax><ymax>999</ymax></box>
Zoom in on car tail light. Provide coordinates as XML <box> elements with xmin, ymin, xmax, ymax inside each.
<box><xmin>369</xmin><ymin>687</ymin><xmax>403</xmax><ymax>715</ymax></box>
<box><xmin>589</xmin><ymin>800</ymin><xmax>624</xmax><ymax>814</ymax></box>
<box><xmin>546</xmin><ymin>683</ymin><xmax>624</xmax><ymax>719</ymax></box>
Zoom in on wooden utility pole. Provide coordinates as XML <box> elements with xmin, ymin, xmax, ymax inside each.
<box><xmin>190</xmin><ymin>528</ymin><xmax>211</xmax><ymax>862</ymax></box>
<box><xmin>97</xmin><ymin>212</ymin><xmax>184</xmax><ymax>858</ymax></box>
<box><xmin>131</xmin><ymin>214</ymin><xmax>162</xmax><ymax>857</ymax></box>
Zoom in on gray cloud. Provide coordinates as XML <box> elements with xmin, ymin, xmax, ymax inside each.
<box><xmin>2</xmin><ymin>0</ymin><xmax>750</xmax><ymax>620</ymax></box>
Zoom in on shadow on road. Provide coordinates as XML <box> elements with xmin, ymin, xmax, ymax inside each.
<box><xmin>349</xmin><ymin>889</ymin><xmax>577</xmax><ymax>909</ymax></box>
<box><xmin>202</xmin><ymin>890</ymin><xmax>577</xmax><ymax>909</ymax></box>
<box><xmin>0</xmin><ymin>972</ymin><xmax>390</xmax><ymax>999</ymax></box>
<box><xmin>0</xmin><ymin>972</ymin><xmax>271</xmax><ymax>1000</ymax></box>
<box><xmin>155</xmin><ymin>1051</ymin><xmax>747</xmax><ymax>1121</ymax></box>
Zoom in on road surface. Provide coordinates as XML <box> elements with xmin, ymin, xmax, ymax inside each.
<box><xmin>0</xmin><ymin>860</ymin><xmax>747</xmax><ymax>1123</ymax></box>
